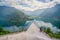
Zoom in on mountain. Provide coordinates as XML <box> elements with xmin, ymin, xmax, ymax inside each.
<box><xmin>40</xmin><ymin>4</ymin><xmax>60</xmax><ymax>28</ymax></box>
<box><xmin>24</xmin><ymin>9</ymin><xmax>46</xmax><ymax>16</ymax></box>
<box><xmin>0</xmin><ymin>6</ymin><xmax>28</xmax><ymax>26</ymax></box>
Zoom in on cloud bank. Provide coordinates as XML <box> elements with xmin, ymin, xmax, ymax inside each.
<box><xmin>25</xmin><ymin>20</ymin><xmax>60</xmax><ymax>33</ymax></box>
<box><xmin>0</xmin><ymin>0</ymin><xmax>60</xmax><ymax>11</ymax></box>
<box><xmin>36</xmin><ymin>21</ymin><xmax>60</xmax><ymax>33</ymax></box>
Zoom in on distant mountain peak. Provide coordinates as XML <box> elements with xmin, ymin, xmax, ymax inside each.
<box><xmin>0</xmin><ymin>0</ymin><xmax>59</xmax><ymax>11</ymax></box>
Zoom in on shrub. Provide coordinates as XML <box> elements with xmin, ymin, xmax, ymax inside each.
<box><xmin>43</xmin><ymin>27</ymin><xmax>60</xmax><ymax>38</ymax></box>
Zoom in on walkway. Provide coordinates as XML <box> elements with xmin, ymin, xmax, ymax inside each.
<box><xmin>0</xmin><ymin>22</ymin><xmax>52</xmax><ymax>40</ymax></box>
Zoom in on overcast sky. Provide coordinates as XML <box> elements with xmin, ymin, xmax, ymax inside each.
<box><xmin>0</xmin><ymin>0</ymin><xmax>60</xmax><ymax>11</ymax></box>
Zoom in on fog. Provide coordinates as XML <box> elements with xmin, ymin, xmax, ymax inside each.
<box><xmin>3</xmin><ymin>20</ymin><xmax>60</xmax><ymax>33</ymax></box>
<box><xmin>35</xmin><ymin>20</ymin><xmax>60</xmax><ymax>33</ymax></box>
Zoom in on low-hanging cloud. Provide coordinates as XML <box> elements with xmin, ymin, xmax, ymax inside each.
<box><xmin>0</xmin><ymin>0</ymin><xmax>60</xmax><ymax>11</ymax></box>
<box><xmin>35</xmin><ymin>21</ymin><xmax>60</xmax><ymax>33</ymax></box>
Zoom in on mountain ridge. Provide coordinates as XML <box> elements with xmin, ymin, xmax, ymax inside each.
<box><xmin>0</xmin><ymin>6</ymin><xmax>28</xmax><ymax>26</ymax></box>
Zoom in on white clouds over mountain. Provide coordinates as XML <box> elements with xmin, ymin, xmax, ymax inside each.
<box><xmin>0</xmin><ymin>0</ymin><xmax>60</xmax><ymax>11</ymax></box>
